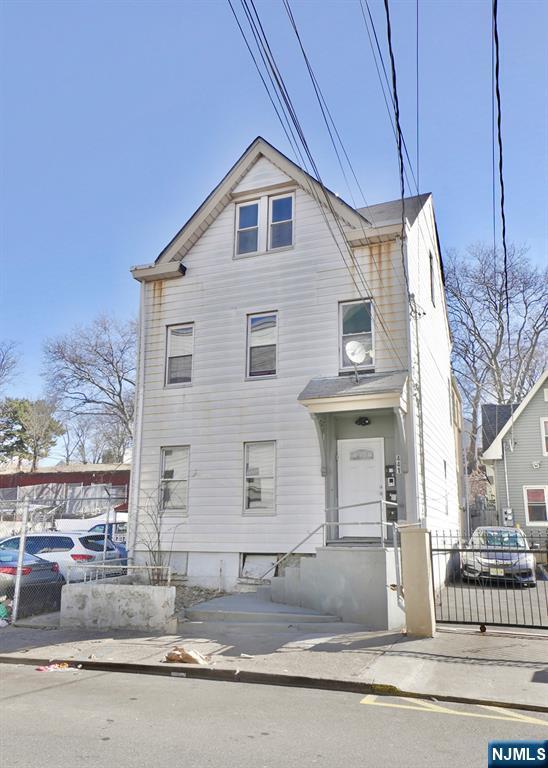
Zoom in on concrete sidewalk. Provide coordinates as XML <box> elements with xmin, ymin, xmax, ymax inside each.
<box><xmin>0</xmin><ymin>620</ymin><xmax>546</xmax><ymax>711</ymax></box>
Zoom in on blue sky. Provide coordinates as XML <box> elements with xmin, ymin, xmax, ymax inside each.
<box><xmin>1</xmin><ymin>0</ymin><xmax>547</xmax><ymax>399</ymax></box>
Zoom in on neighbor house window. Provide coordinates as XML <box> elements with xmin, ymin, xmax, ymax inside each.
<box><xmin>523</xmin><ymin>486</ymin><xmax>548</xmax><ymax>525</ymax></box>
<box><xmin>269</xmin><ymin>194</ymin><xmax>293</xmax><ymax>249</ymax></box>
<box><xmin>160</xmin><ymin>447</ymin><xmax>190</xmax><ymax>512</ymax></box>
<box><xmin>429</xmin><ymin>252</ymin><xmax>436</xmax><ymax>306</ymax></box>
<box><xmin>339</xmin><ymin>300</ymin><xmax>374</xmax><ymax>370</ymax></box>
<box><xmin>541</xmin><ymin>418</ymin><xmax>548</xmax><ymax>456</ymax></box>
<box><xmin>236</xmin><ymin>201</ymin><xmax>259</xmax><ymax>255</ymax></box>
<box><xmin>244</xmin><ymin>441</ymin><xmax>275</xmax><ymax>513</ymax></box>
<box><xmin>166</xmin><ymin>324</ymin><xmax>194</xmax><ymax>385</ymax></box>
<box><xmin>247</xmin><ymin>312</ymin><xmax>277</xmax><ymax>377</ymax></box>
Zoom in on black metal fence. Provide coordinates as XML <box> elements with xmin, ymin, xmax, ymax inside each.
<box><xmin>430</xmin><ymin>529</ymin><xmax>548</xmax><ymax>630</ymax></box>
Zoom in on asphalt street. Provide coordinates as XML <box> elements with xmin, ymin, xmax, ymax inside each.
<box><xmin>1</xmin><ymin>664</ymin><xmax>547</xmax><ymax>768</ymax></box>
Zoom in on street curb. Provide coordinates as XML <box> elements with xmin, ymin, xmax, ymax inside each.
<box><xmin>1</xmin><ymin>655</ymin><xmax>547</xmax><ymax>714</ymax></box>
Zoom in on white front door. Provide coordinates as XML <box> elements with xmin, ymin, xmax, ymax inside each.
<box><xmin>337</xmin><ymin>438</ymin><xmax>385</xmax><ymax>538</ymax></box>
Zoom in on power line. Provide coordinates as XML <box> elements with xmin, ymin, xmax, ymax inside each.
<box><xmin>492</xmin><ymin>0</ymin><xmax>515</xmax><ymax>425</ymax></box>
<box><xmin>382</xmin><ymin>0</ymin><xmax>409</xmax><ymax>292</ymax></box>
<box><xmin>229</xmin><ymin>0</ymin><xmax>409</xmax><ymax>370</ymax></box>
<box><xmin>280</xmin><ymin>0</ymin><xmax>411</xmax><ymax>302</ymax></box>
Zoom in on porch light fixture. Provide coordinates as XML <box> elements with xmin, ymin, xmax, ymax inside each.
<box><xmin>355</xmin><ymin>416</ymin><xmax>370</xmax><ymax>426</ymax></box>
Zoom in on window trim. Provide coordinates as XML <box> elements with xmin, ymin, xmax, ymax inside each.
<box><xmin>246</xmin><ymin>311</ymin><xmax>278</xmax><ymax>380</ymax></box>
<box><xmin>160</xmin><ymin>446</ymin><xmax>190</xmax><ymax>515</ymax></box>
<box><xmin>541</xmin><ymin>417</ymin><xmax>548</xmax><ymax>457</ymax></box>
<box><xmin>523</xmin><ymin>485</ymin><xmax>548</xmax><ymax>527</ymax></box>
<box><xmin>235</xmin><ymin>200</ymin><xmax>260</xmax><ymax>257</ymax></box>
<box><xmin>165</xmin><ymin>323</ymin><xmax>194</xmax><ymax>388</ymax></box>
<box><xmin>243</xmin><ymin>440</ymin><xmax>277</xmax><ymax>516</ymax></box>
<box><xmin>339</xmin><ymin>299</ymin><xmax>375</xmax><ymax>373</ymax></box>
<box><xmin>429</xmin><ymin>252</ymin><xmax>436</xmax><ymax>306</ymax></box>
<box><xmin>268</xmin><ymin>192</ymin><xmax>295</xmax><ymax>251</ymax></box>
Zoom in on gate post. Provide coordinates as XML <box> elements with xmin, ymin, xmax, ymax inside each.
<box><xmin>400</xmin><ymin>527</ymin><xmax>436</xmax><ymax>637</ymax></box>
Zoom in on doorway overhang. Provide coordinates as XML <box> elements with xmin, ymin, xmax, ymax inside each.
<box><xmin>298</xmin><ymin>371</ymin><xmax>408</xmax><ymax>414</ymax></box>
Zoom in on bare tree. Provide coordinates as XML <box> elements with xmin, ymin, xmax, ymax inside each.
<box><xmin>44</xmin><ymin>316</ymin><xmax>137</xmax><ymax>448</ymax></box>
<box><xmin>0</xmin><ymin>341</ymin><xmax>18</xmax><ymax>392</ymax></box>
<box><xmin>17</xmin><ymin>399</ymin><xmax>65</xmax><ymax>471</ymax></box>
<box><xmin>135</xmin><ymin>486</ymin><xmax>186</xmax><ymax>584</ymax></box>
<box><xmin>446</xmin><ymin>244</ymin><xmax>548</xmax><ymax>465</ymax></box>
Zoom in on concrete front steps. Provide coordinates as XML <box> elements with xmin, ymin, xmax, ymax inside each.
<box><xmin>269</xmin><ymin>546</ymin><xmax>405</xmax><ymax>631</ymax></box>
<box><xmin>185</xmin><ymin>592</ymin><xmax>341</xmax><ymax>625</ymax></box>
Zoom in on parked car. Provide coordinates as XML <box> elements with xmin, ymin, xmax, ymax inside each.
<box><xmin>88</xmin><ymin>523</ymin><xmax>128</xmax><ymax>565</ymax></box>
<box><xmin>461</xmin><ymin>527</ymin><xmax>537</xmax><ymax>587</ymax></box>
<box><xmin>0</xmin><ymin>549</ymin><xmax>64</xmax><ymax>617</ymax></box>
<box><xmin>0</xmin><ymin>532</ymin><xmax>122</xmax><ymax>582</ymax></box>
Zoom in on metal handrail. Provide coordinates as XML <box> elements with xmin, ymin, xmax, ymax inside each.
<box><xmin>259</xmin><ymin>499</ymin><xmax>399</xmax><ymax>580</ymax></box>
<box><xmin>65</xmin><ymin>563</ymin><xmax>172</xmax><ymax>587</ymax></box>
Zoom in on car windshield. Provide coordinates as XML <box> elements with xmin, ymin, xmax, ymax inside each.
<box><xmin>476</xmin><ymin>531</ymin><xmax>527</xmax><ymax>549</ymax></box>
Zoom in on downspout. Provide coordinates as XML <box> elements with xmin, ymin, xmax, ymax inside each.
<box><xmin>128</xmin><ymin>280</ymin><xmax>147</xmax><ymax>564</ymax></box>
<box><xmin>502</xmin><ymin>439</ymin><xmax>511</xmax><ymax>522</ymax></box>
<box><xmin>403</xmin><ymin>235</ymin><xmax>421</xmax><ymax>525</ymax></box>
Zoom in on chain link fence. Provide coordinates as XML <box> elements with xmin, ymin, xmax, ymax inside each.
<box><xmin>0</xmin><ymin>482</ymin><xmax>128</xmax><ymax>626</ymax></box>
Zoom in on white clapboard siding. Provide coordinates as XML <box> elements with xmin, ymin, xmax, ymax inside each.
<box><xmin>134</xmin><ymin>159</ymin><xmax>409</xmax><ymax>554</ymax></box>
<box><xmin>406</xmin><ymin>200</ymin><xmax>460</xmax><ymax>531</ymax></box>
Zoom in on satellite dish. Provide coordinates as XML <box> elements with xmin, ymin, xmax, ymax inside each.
<box><xmin>345</xmin><ymin>340</ymin><xmax>367</xmax><ymax>365</ymax></box>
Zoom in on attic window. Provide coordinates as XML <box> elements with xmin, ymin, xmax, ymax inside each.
<box><xmin>269</xmin><ymin>194</ymin><xmax>293</xmax><ymax>249</ymax></box>
<box><xmin>236</xmin><ymin>202</ymin><xmax>259</xmax><ymax>255</ymax></box>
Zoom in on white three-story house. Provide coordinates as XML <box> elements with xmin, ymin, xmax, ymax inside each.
<box><xmin>129</xmin><ymin>137</ymin><xmax>461</xmax><ymax>597</ymax></box>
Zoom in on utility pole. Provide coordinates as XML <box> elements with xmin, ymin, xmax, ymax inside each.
<box><xmin>11</xmin><ymin>499</ymin><xmax>30</xmax><ymax>624</ymax></box>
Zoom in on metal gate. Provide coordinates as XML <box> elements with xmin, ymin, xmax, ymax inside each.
<box><xmin>430</xmin><ymin>529</ymin><xmax>548</xmax><ymax>630</ymax></box>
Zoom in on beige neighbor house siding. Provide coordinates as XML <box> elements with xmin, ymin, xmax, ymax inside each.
<box><xmin>406</xmin><ymin>200</ymin><xmax>461</xmax><ymax>534</ymax></box>
<box><xmin>133</xmin><ymin>156</ymin><xmax>409</xmax><ymax>587</ymax></box>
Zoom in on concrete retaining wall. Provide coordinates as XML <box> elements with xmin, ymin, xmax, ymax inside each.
<box><xmin>271</xmin><ymin>547</ymin><xmax>405</xmax><ymax>630</ymax></box>
<box><xmin>60</xmin><ymin>583</ymin><xmax>178</xmax><ymax>632</ymax></box>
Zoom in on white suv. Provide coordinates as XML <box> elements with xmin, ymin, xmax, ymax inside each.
<box><xmin>0</xmin><ymin>531</ymin><xmax>122</xmax><ymax>581</ymax></box>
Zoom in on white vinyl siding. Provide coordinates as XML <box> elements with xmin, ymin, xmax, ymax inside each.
<box><xmin>244</xmin><ymin>442</ymin><xmax>276</xmax><ymax>514</ymax></box>
<box><xmin>523</xmin><ymin>486</ymin><xmax>548</xmax><ymax>526</ymax></box>
<box><xmin>247</xmin><ymin>312</ymin><xmax>278</xmax><ymax>377</ymax></box>
<box><xmin>160</xmin><ymin>446</ymin><xmax>190</xmax><ymax>513</ymax></box>
<box><xmin>339</xmin><ymin>300</ymin><xmax>374</xmax><ymax>371</ymax></box>
<box><xmin>166</xmin><ymin>324</ymin><xmax>194</xmax><ymax>385</ymax></box>
<box><xmin>268</xmin><ymin>193</ymin><xmax>294</xmax><ymax>249</ymax></box>
<box><xmin>134</xmin><ymin>156</ymin><xmax>411</xmax><ymax>556</ymax></box>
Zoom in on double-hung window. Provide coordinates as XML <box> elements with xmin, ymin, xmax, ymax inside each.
<box><xmin>244</xmin><ymin>441</ymin><xmax>275</xmax><ymax>513</ymax></box>
<box><xmin>160</xmin><ymin>446</ymin><xmax>190</xmax><ymax>513</ymax></box>
<box><xmin>269</xmin><ymin>194</ymin><xmax>293</xmax><ymax>249</ymax></box>
<box><xmin>166</xmin><ymin>324</ymin><xmax>194</xmax><ymax>385</ymax></box>
<box><xmin>236</xmin><ymin>201</ymin><xmax>259</xmax><ymax>255</ymax></box>
<box><xmin>523</xmin><ymin>486</ymin><xmax>548</xmax><ymax>525</ymax></box>
<box><xmin>541</xmin><ymin>418</ymin><xmax>548</xmax><ymax>456</ymax></box>
<box><xmin>247</xmin><ymin>312</ymin><xmax>277</xmax><ymax>377</ymax></box>
<box><xmin>339</xmin><ymin>300</ymin><xmax>374</xmax><ymax>371</ymax></box>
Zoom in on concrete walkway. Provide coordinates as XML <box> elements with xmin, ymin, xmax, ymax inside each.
<box><xmin>0</xmin><ymin>619</ymin><xmax>546</xmax><ymax>711</ymax></box>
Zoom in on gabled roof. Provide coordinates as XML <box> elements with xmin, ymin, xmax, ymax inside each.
<box><xmin>357</xmin><ymin>194</ymin><xmax>430</xmax><ymax>229</ymax></box>
<box><xmin>482</xmin><ymin>370</ymin><xmax>548</xmax><ymax>460</ymax></box>
<box><xmin>131</xmin><ymin>137</ymin><xmax>373</xmax><ymax>281</ymax></box>
<box><xmin>481</xmin><ymin>403</ymin><xmax>518</xmax><ymax>453</ymax></box>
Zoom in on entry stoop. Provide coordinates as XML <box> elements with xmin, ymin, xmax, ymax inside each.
<box><xmin>185</xmin><ymin>593</ymin><xmax>341</xmax><ymax>624</ymax></box>
<box><xmin>269</xmin><ymin>546</ymin><xmax>405</xmax><ymax>631</ymax></box>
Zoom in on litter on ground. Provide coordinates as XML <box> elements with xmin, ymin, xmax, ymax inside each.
<box><xmin>163</xmin><ymin>646</ymin><xmax>210</xmax><ymax>665</ymax></box>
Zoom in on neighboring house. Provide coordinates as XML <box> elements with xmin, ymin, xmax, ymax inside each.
<box><xmin>128</xmin><ymin>136</ymin><xmax>460</xmax><ymax>593</ymax></box>
<box><xmin>0</xmin><ymin>464</ymin><xmax>130</xmax><ymax>537</ymax></box>
<box><xmin>482</xmin><ymin>371</ymin><xmax>548</xmax><ymax>532</ymax></box>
